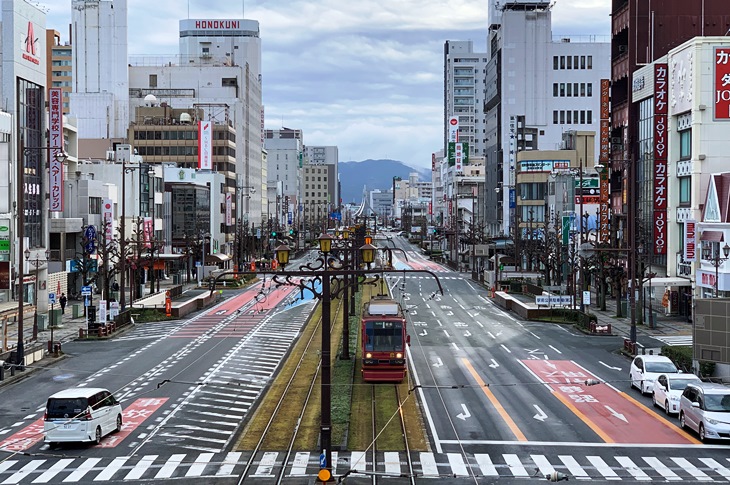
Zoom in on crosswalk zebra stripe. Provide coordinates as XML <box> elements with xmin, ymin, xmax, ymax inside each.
<box><xmin>331</xmin><ymin>451</ymin><xmax>338</xmax><ymax>476</ymax></box>
<box><xmin>32</xmin><ymin>458</ymin><xmax>74</xmax><ymax>484</ymax></box>
<box><xmin>92</xmin><ymin>457</ymin><xmax>129</xmax><ymax>482</ymax></box>
<box><xmin>384</xmin><ymin>452</ymin><xmax>400</xmax><ymax>476</ymax></box>
<box><xmin>253</xmin><ymin>451</ymin><xmax>276</xmax><ymax>477</ymax></box>
<box><xmin>504</xmin><ymin>454</ymin><xmax>529</xmax><ymax>477</ymax></box>
<box><xmin>349</xmin><ymin>451</ymin><xmax>367</xmax><ymax>476</ymax></box>
<box><xmin>587</xmin><ymin>456</ymin><xmax>620</xmax><ymax>480</ymax></box>
<box><xmin>700</xmin><ymin>458</ymin><xmax>730</xmax><ymax>480</ymax></box>
<box><xmin>474</xmin><ymin>454</ymin><xmax>498</xmax><ymax>476</ymax></box>
<box><xmin>644</xmin><ymin>456</ymin><xmax>682</xmax><ymax>481</ymax></box>
<box><xmin>154</xmin><ymin>454</ymin><xmax>185</xmax><ymax>479</ymax></box>
<box><xmin>446</xmin><ymin>453</ymin><xmax>468</xmax><ymax>477</ymax></box>
<box><xmin>123</xmin><ymin>456</ymin><xmax>156</xmax><ymax>481</ymax></box>
<box><xmin>0</xmin><ymin>463</ymin><xmax>17</xmax><ymax>475</ymax></box>
<box><xmin>63</xmin><ymin>458</ymin><xmax>101</xmax><ymax>483</ymax></box>
<box><xmin>615</xmin><ymin>456</ymin><xmax>651</xmax><ymax>481</ymax></box>
<box><xmin>186</xmin><ymin>453</ymin><xmax>213</xmax><ymax>477</ymax></box>
<box><xmin>216</xmin><ymin>452</ymin><xmax>241</xmax><ymax>477</ymax></box>
<box><xmin>290</xmin><ymin>452</ymin><xmax>308</xmax><ymax>476</ymax></box>
<box><xmin>3</xmin><ymin>459</ymin><xmax>45</xmax><ymax>484</ymax></box>
<box><xmin>671</xmin><ymin>457</ymin><xmax>712</xmax><ymax>481</ymax></box>
<box><xmin>419</xmin><ymin>452</ymin><xmax>438</xmax><ymax>477</ymax></box>
<box><xmin>559</xmin><ymin>455</ymin><xmax>590</xmax><ymax>480</ymax></box>
<box><xmin>532</xmin><ymin>454</ymin><xmax>555</xmax><ymax>477</ymax></box>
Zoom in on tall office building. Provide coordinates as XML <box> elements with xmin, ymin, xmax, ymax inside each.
<box><xmin>443</xmin><ymin>40</ymin><xmax>488</xmax><ymax>160</ymax></box>
<box><xmin>304</xmin><ymin>145</ymin><xmax>339</xmax><ymax>210</ymax></box>
<box><xmin>482</xmin><ymin>0</ymin><xmax>609</xmax><ymax>237</ymax></box>
<box><xmin>69</xmin><ymin>0</ymin><xmax>129</xmax><ymax>139</ymax></box>
<box><xmin>46</xmin><ymin>29</ymin><xmax>72</xmax><ymax>113</ymax></box>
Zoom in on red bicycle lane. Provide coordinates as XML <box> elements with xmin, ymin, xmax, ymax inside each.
<box><xmin>521</xmin><ymin>359</ymin><xmax>700</xmax><ymax>444</ymax></box>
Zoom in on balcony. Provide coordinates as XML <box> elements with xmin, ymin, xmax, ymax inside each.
<box><xmin>612</xmin><ymin>3</ymin><xmax>629</xmax><ymax>35</ymax></box>
<box><xmin>612</xmin><ymin>52</ymin><xmax>629</xmax><ymax>81</ymax></box>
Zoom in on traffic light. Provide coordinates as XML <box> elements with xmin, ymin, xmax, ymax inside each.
<box><xmin>271</xmin><ymin>231</ymin><xmax>277</xmax><ymax>237</ymax></box>
<box><xmin>289</xmin><ymin>228</ymin><xmax>294</xmax><ymax>236</ymax></box>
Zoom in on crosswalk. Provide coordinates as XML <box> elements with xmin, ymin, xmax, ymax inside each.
<box><xmin>653</xmin><ymin>335</ymin><xmax>693</xmax><ymax>346</ymax></box>
<box><xmin>3</xmin><ymin>450</ymin><xmax>730</xmax><ymax>482</ymax></box>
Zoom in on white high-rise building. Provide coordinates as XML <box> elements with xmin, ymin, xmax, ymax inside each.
<box><xmin>482</xmin><ymin>0</ymin><xmax>610</xmax><ymax>237</ymax></box>
<box><xmin>70</xmin><ymin>0</ymin><xmax>129</xmax><ymax>139</ymax></box>
<box><xmin>443</xmin><ymin>40</ymin><xmax>488</xmax><ymax>160</ymax></box>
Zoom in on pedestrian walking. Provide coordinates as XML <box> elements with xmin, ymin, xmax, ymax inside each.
<box><xmin>59</xmin><ymin>293</ymin><xmax>67</xmax><ymax>314</ymax></box>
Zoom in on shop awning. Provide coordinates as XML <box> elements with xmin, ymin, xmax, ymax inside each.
<box><xmin>205</xmin><ymin>253</ymin><xmax>231</xmax><ymax>263</ymax></box>
<box><xmin>642</xmin><ymin>277</ymin><xmax>692</xmax><ymax>287</ymax></box>
<box><xmin>700</xmin><ymin>231</ymin><xmax>724</xmax><ymax>242</ymax></box>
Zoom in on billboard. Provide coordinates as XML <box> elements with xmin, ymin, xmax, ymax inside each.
<box><xmin>225</xmin><ymin>193</ymin><xmax>232</xmax><ymax>226</ymax></box>
<box><xmin>683</xmin><ymin>220</ymin><xmax>696</xmax><ymax>263</ymax></box>
<box><xmin>102</xmin><ymin>198</ymin><xmax>114</xmax><ymax>243</ymax></box>
<box><xmin>49</xmin><ymin>88</ymin><xmax>64</xmax><ymax>212</ymax></box>
<box><xmin>198</xmin><ymin>121</ymin><xmax>213</xmax><ymax>170</ymax></box>
<box><xmin>654</xmin><ymin>64</ymin><xmax>668</xmax><ymax>255</ymax></box>
<box><xmin>714</xmin><ymin>47</ymin><xmax>730</xmax><ymax>120</ymax></box>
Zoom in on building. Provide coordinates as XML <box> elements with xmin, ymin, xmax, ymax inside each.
<box><xmin>304</xmin><ymin>145</ymin><xmax>339</xmax><ymax>211</ymax></box>
<box><xmin>483</xmin><ymin>0</ymin><xmax>610</xmax><ymax>237</ymax></box>
<box><xmin>265</xmin><ymin>128</ymin><xmax>303</xmax><ymax>199</ymax></box>
<box><xmin>69</xmin><ymin>0</ymin><xmax>129</xmax><ymax>139</ymax></box>
<box><xmin>46</xmin><ymin>29</ymin><xmax>72</xmax><ymax>113</ymax></box>
<box><xmin>443</xmin><ymin>40</ymin><xmax>488</xmax><ymax>160</ymax></box>
<box><xmin>128</xmin><ymin>18</ymin><xmax>264</xmax><ymax>227</ymax></box>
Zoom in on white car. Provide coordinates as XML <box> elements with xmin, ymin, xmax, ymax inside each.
<box><xmin>629</xmin><ymin>355</ymin><xmax>678</xmax><ymax>394</ymax></box>
<box><xmin>679</xmin><ymin>382</ymin><xmax>730</xmax><ymax>442</ymax></box>
<box><xmin>652</xmin><ymin>373</ymin><xmax>701</xmax><ymax>415</ymax></box>
<box><xmin>44</xmin><ymin>388</ymin><xmax>123</xmax><ymax>446</ymax></box>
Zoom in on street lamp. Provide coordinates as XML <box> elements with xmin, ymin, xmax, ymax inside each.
<box><xmin>15</xmin><ymin>147</ymin><xmax>67</xmax><ymax>368</ymax></box>
<box><xmin>710</xmin><ymin>242</ymin><xmax>730</xmax><ymax>297</ymax></box>
<box><xmin>24</xmin><ymin>248</ymin><xmax>50</xmax><ymax>341</ymax></box>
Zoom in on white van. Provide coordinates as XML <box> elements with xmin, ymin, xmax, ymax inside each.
<box><xmin>44</xmin><ymin>388</ymin><xmax>123</xmax><ymax>446</ymax></box>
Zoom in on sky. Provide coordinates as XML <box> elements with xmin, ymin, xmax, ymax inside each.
<box><xmin>39</xmin><ymin>0</ymin><xmax>611</xmax><ymax>170</ymax></box>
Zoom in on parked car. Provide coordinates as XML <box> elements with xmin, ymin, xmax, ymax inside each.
<box><xmin>629</xmin><ymin>355</ymin><xmax>678</xmax><ymax>394</ymax></box>
<box><xmin>679</xmin><ymin>382</ymin><xmax>730</xmax><ymax>442</ymax></box>
<box><xmin>44</xmin><ymin>388</ymin><xmax>123</xmax><ymax>446</ymax></box>
<box><xmin>652</xmin><ymin>373</ymin><xmax>701</xmax><ymax>415</ymax></box>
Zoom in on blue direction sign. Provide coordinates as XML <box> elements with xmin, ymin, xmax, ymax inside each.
<box><xmin>319</xmin><ymin>452</ymin><xmax>326</xmax><ymax>469</ymax></box>
<box><xmin>81</xmin><ymin>285</ymin><xmax>92</xmax><ymax>296</ymax></box>
<box><xmin>49</xmin><ymin>292</ymin><xmax>56</xmax><ymax>304</ymax></box>
<box><xmin>84</xmin><ymin>225</ymin><xmax>97</xmax><ymax>254</ymax></box>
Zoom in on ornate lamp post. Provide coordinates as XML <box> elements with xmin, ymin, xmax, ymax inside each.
<box><xmin>24</xmin><ymin>248</ymin><xmax>50</xmax><ymax>341</ymax></box>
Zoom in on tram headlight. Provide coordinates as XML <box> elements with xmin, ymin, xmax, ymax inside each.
<box><xmin>396</xmin><ymin>353</ymin><xmax>402</xmax><ymax>359</ymax></box>
<box><xmin>365</xmin><ymin>353</ymin><xmax>372</xmax><ymax>359</ymax></box>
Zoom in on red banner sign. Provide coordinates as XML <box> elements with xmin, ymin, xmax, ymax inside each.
<box><xmin>654</xmin><ymin>64</ymin><xmax>668</xmax><ymax>255</ymax></box>
<box><xmin>599</xmin><ymin>169</ymin><xmax>610</xmax><ymax>243</ymax></box>
<box><xmin>600</xmin><ymin>79</ymin><xmax>610</xmax><ymax>120</ymax></box>
<box><xmin>714</xmin><ymin>47</ymin><xmax>730</xmax><ymax>119</ymax></box>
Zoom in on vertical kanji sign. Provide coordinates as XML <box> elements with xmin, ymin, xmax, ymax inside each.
<box><xmin>49</xmin><ymin>88</ymin><xmax>64</xmax><ymax>212</ymax></box>
<box><xmin>654</xmin><ymin>64</ymin><xmax>668</xmax><ymax>255</ymax></box>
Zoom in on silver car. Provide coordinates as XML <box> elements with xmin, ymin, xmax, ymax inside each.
<box><xmin>679</xmin><ymin>382</ymin><xmax>730</xmax><ymax>442</ymax></box>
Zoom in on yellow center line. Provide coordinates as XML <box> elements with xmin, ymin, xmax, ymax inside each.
<box><xmin>617</xmin><ymin>390</ymin><xmax>702</xmax><ymax>444</ymax></box>
<box><xmin>461</xmin><ymin>358</ymin><xmax>527</xmax><ymax>441</ymax></box>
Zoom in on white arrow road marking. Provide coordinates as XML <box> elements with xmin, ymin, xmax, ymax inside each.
<box><xmin>464</xmin><ymin>330</ymin><xmax>472</xmax><ymax>337</ymax></box>
<box><xmin>445</xmin><ymin>311</ymin><xmax>454</xmax><ymax>316</ymax></box>
<box><xmin>500</xmin><ymin>344</ymin><xmax>512</xmax><ymax>353</ymax></box>
<box><xmin>533</xmin><ymin>405</ymin><xmax>548</xmax><ymax>422</ymax></box>
<box><xmin>433</xmin><ymin>358</ymin><xmax>443</xmax><ymax>367</ymax></box>
<box><xmin>419</xmin><ymin>330</ymin><xmax>427</xmax><ymax>337</ymax></box>
<box><xmin>456</xmin><ymin>404</ymin><xmax>471</xmax><ymax>421</ymax></box>
<box><xmin>599</xmin><ymin>361</ymin><xmax>622</xmax><ymax>371</ymax></box>
<box><xmin>489</xmin><ymin>359</ymin><xmax>499</xmax><ymax>369</ymax></box>
<box><xmin>545</xmin><ymin>361</ymin><xmax>557</xmax><ymax>370</ymax></box>
<box><xmin>604</xmin><ymin>405</ymin><xmax>628</xmax><ymax>423</ymax></box>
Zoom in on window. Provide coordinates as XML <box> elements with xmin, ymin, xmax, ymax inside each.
<box><xmin>580</xmin><ymin>111</ymin><xmax>585</xmax><ymax>124</ymax></box>
<box><xmin>89</xmin><ymin>197</ymin><xmax>102</xmax><ymax>215</ymax></box>
<box><xmin>574</xmin><ymin>56</ymin><xmax>579</xmax><ymax>69</ymax></box>
<box><xmin>149</xmin><ymin>74</ymin><xmax>157</xmax><ymax>88</ymax></box>
<box><xmin>573</xmin><ymin>83</ymin><xmax>579</xmax><ymax>96</ymax></box>
<box><xmin>553</xmin><ymin>110</ymin><xmax>559</xmax><ymax>124</ymax></box>
<box><xmin>553</xmin><ymin>56</ymin><xmax>559</xmax><ymax>70</ymax></box>
<box><xmin>679</xmin><ymin>176</ymin><xmax>691</xmax><ymax>205</ymax></box>
<box><xmin>679</xmin><ymin>129</ymin><xmax>691</xmax><ymax>159</ymax></box>
<box><xmin>574</xmin><ymin>110</ymin><xmax>579</xmax><ymax>123</ymax></box>
<box><xmin>560</xmin><ymin>111</ymin><xmax>565</xmax><ymax>124</ymax></box>
<box><xmin>580</xmin><ymin>83</ymin><xmax>586</xmax><ymax>96</ymax></box>
<box><xmin>559</xmin><ymin>83</ymin><xmax>565</xmax><ymax>97</ymax></box>
<box><xmin>587</xmin><ymin>111</ymin><xmax>593</xmax><ymax>124</ymax></box>
<box><xmin>553</xmin><ymin>83</ymin><xmax>558</xmax><ymax>97</ymax></box>
<box><xmin>567</xmin><ymin>111</ymin><xmax>572</xmax><ymax>124</ymax></box>
<box><xmin>567</xmin><ymin>56</ymin><xmax>572</xmax><ymax>69</ymax></box>
<box><xmin>587</xmin><ymin>84</ymin><xmax>592</xmax><ymax>96</ymax></box>
<box><xmin>580</xmin><ymin>56</ymin><xmax>586</xmax><ymax>69</ymax></box>
<box><xmin>560</xmin><ymin>56</ymin><xmax>565</xmax><ymax>69</ymax></box>
<box><xmin>566</xmin><ymin>83</ymin><xmax>572</xmax><ymax>96</ymax></box>
<box><xmin>587</xmin><ymin>56</ymin><xmax>593</xmax><ymax>69</ymax></box>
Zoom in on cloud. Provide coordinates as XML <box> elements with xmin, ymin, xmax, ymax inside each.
<box><xmin>39</xmin><ymin>0</ymin><xmax>611</xmax><ymax>170</ymax></box>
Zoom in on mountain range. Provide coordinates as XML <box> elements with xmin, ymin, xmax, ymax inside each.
<box><xmin>338</xmin><ymin>159</ymin><xmax>431</xmax><ymax>205</ymax></box>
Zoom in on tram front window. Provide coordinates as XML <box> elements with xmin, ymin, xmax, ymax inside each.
<box><xmin>365</xmin><ymin>321</ymin><xmax>403</xmax><ymax>351</ymax></box>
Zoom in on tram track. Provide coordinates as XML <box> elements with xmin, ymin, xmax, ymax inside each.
<box><xmin>236</xmin><ymin>294</ymin><xmax>346</xmax><ymax>485</ymax></box>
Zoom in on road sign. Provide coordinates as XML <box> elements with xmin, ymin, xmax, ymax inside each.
<box><xmin>81</xmin><ymin>285</ymin><xmax>92</xmax><ymax>296</ymax></box>
<box><xmin>49</xmin><ymin>292</ymin><xmax>57</xmax><ymax>304</ymax></box>
<box><xmin>319</xmin><ymin>453</ymin><xmax>326</xmax><ymax>469</ymax></box>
